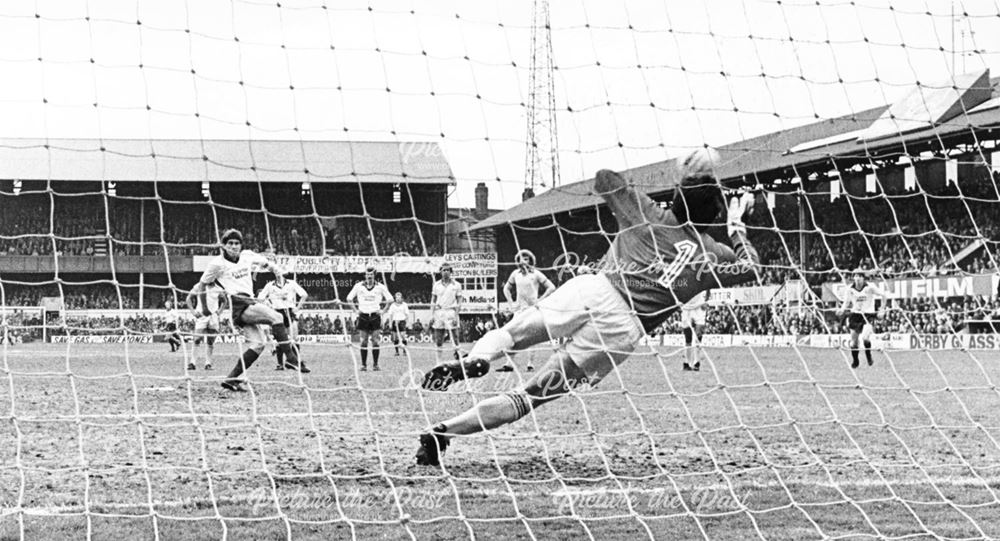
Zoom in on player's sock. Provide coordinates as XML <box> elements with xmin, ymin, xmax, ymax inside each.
<box><xmin>276</xmin><ymin>349</ymin><xmax>285</xmax><ymax>366</ymax></box>
<box><xmin>850</xmin><ymin>348</ymin><xmax>859</xmax><ymax>368</ymax></box>
<box><xmin>361</xmin><ymin>346</ymin><xmax>368</xmax><ymax>367</ymax></box>
<box><xmin>271</xmin><ymin>323</ymin><xmax>303</xmax><ymax>368</ymax></box>
<box><xmin>373</xmin><ymin>345</ymin><xmax>380</xmax><ymax>367</ymax></box>
<box><xmin>441</xmin><ymin>393</ymin><xmax>533</xmax><ymax>436</ymax></box>
<box><xmin>226</xmin><ymin>349</ymin><xmax>261</xmax><ymax>380</ymax></box>
<box><xmin>864</xmin><ymin>341</ymin><xmax>873</xmax><ymax>365</ymax></box>
<box><xmin>467</xmin><ymin>329</ymin><xmax>514</xmax><ymax>364</ymax></box>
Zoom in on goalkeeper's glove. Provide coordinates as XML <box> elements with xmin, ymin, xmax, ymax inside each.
<box><xmin>727</xmin><ymin>192</ymin><xmax>755</xmax><ymax>236</ymax></box>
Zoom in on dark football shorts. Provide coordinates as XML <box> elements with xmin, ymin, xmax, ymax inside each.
<box><xmin>847</xmin><ymin>313</ymin><xmax>874</xmax><ymax>333</ymax></box>
<box><xmin>277</xmin><ymin>308</ymin><xmax>296</xmax><ymax>328</ymax></box>
<box><xmin>230</xmin><ymin>296</ymin><xmax>256</xmax><ymax>327</ymax></box>
<box><xmin>357</xmin><ymin>312</ymin><xmax>382</xmax><ymax>333</ymax></box>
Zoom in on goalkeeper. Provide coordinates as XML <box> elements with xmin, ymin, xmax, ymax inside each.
<box><xmin>417</xmin><ymin>148</ymin><xmax>760</xmax><ymax>466</ymax></box>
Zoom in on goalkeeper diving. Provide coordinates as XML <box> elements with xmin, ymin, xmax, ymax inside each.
<box><xmin>416</xmin><ymin>148</ymin><xmax>761</xmax><ymax>466</ymax></box>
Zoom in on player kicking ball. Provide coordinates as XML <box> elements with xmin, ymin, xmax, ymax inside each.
<box><xmin>190</xmin><ymin>229</ymin><xmax>309</xmax><ymax>393</ymax></box>
<box><xmin>186</xmin><ymin>284</ymin><xmax>226</xmax><ymax>371</ymax></box>
<box><xmin>416</xmin><ymin>148</ymin><xmax>760</xmax><ymax>466</ymax></box>
<box><xmin>497</xmin><ymin>249</ymin><xmax>555</xmax><ymax>374</ymax></box>
<box><xmin>680</xmin><ymin>291</ymin><xmax>708</xmax><ymax>371</ymax></box>
<box><xmin>836</xmin><ymin>269</ymin><xmax>889</xmax><ymax>369</ymax></box>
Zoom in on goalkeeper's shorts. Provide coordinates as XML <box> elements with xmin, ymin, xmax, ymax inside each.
<box><xmin>521</xmin><ymin>273</ymin><xmax>644</xmax><ymax>386</ymax></box>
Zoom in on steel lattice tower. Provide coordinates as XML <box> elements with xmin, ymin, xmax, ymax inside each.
<box><xmin>523</xmin><ymin>0</ymin><xmax>560</xmax><ymax>201</ymax></box>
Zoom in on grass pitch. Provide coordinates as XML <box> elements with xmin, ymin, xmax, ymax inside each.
<box><xmin>2</xmin><ymin>340</ymin><xmax>1000</xmax><ymax>540</ymax></box>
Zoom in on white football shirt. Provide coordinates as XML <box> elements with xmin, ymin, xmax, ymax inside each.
<box><xmin>196</xmin><ymin>286</ymin><xmax>224</xmax><ymax>315</ymax></box>
<box><xmin>347</xmin><ymin>282</ymin><xmax>393</xmax><ymax>314</ymax></box>
<box><xmin>843</xmin><ymin>283</ymin><xmax>889</xmax><ymax>314</ymax></box>
<box><xmin>681</xmin><ymin>291</ymin><xmax>708</xmax><ymax>317</ymax></box>
<box><xmin>258</xmin><ymin>279</ymin><xmax>307</xmax><ymax>310</ymax></box>
<box><xmin>507</xmin><ymin>268</ymin><xmax>551</xmax><ymax>307</ymax></box>
<box><xmin>199</xmin><ymin>250</ymin><xmax>269</xmax><ymax>297</ymax></box>
<box><xmin>387</xmin><ymin>302</ymin><xmax>410</xmax><ymax>322</ymax></box>
<box><xmin>433</xmin><ymin>279</ymin><xmax>462</xmax><ymax>310</ymax></box>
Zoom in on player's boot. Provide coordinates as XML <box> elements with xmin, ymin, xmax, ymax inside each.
<box><xmin>373</xmin><ymin>365</ymin><xmax>380</xmax><ymax>371</ymax></box>
<box><xmin>204</xmin><ymin>363</ymin><xmax>213</xmax><ymax>371</ymax></box>
<box><xmin>497</xmin><ymin>364</ymin><xmax>514</xmax><ymax>373</ymax></box>
<box><xmin>526</xmin><ymin>364</ymin><xmax>534</xmax><ymax>372</ymax></box>
<box><xmin>421</xmin><ymin>359</ymin><xmax>490</xmax><ymax>391</ymax></box>
<box><xmin>282</xmin><ymin>359</ymin><xmax>311</xmax><ymax>373</ymax></box>
<box><xmin>187</xmin><ymin>362</ymin><xmax>196</xmax><ymax>371</ymax></box>
<box><xmin>275</xmin><ymin>364</ymin><xmax>284</xmax><ymax>371</ymax></box>
<box><xmin>683</xmin><ymin>364</ymin><xmax>693</xmax><ymax>371</ymax></box>
<box><xmin>415</xmin><ymin>424</ymin><xmax>449</xmax><ymax>467</ymax></box>
<box><xmin>692</xmin><ymin>363</ymin><xmax>701</xmax><ymax>372</ymax></box>
<box><xmin>361</xmin><ymin>365</ymin><xmax>368</xmax><ymax>372</ymax></box>
<box><xmin>221</xmin><ymin>380</ymin><xmax>249</xmax><ymax>393</ymax></box>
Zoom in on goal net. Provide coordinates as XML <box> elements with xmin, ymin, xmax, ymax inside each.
<box><xmin>2</xmin><ymin>1</ymin><xmax>1000</xmax><ymax>539</ymax></box>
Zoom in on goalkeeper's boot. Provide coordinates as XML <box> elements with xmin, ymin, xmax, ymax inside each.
<box><xmin>221</xmin><ymin>380</ymin><xmax>249</xmax><ymax>393</ymax></box>
<box><xmin>421</xmin><ymin>358</ymin><xmax>490</xmax><ymax>391</ymax></box>
<box><xmin>415</xmin><ymin>424</ymin><xmax>449</xmax><ymax>467</ymax></box>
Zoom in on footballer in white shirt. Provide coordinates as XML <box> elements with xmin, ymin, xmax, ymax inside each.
<box><xmin>386</xmin><ymin>292</ymin><xmax>411</xmax><ymax>356</ymax></box>
<box><xmin>430</xmin><ymin>263</ymin><xmax>463</xmax><ymax>361</ymax></box>
<box><xmin>164</xmin><ymin>300</ymin><xmax>183</xmax><ymax>353</ymax></box>
<box><xmin>186</xmin><ymin>284</ymin><xmax>226</xmax><ymax>371</ymax></box>
<box><xmin>258</xmin><ymin>275</ymin><xmax>309</xmax><ymax>370</ymax></box>
<box><xmin>836</xmin><ymin>269</ymin><xmax>890</xmax><ymax>369</ymax></box>
<box><xmin>345</xmin><ymin>266</ymin><xmax>394</xmax><ymax>371</ymax></box>
<box><xmin>189</xmin><ymin>229</ymin><xmax>309</xmax><ymax>393</ymax></box>
<box><xmin>680</xmin><ymin>291</ymin><xmax>709</xmax><ymax>371</ymax></box>
<box><xmin>498</xmin><ymin>249</ymin><xmax>554</xmax><ymax>373</ymax></box>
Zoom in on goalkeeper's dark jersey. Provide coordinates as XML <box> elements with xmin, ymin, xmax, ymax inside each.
<box><xmin>597</xmin><ymin>184</ymin><xmax>759</xmax><ymax>333</ymax></box>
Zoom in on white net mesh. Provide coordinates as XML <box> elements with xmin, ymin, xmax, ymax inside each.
<box><xmin>2</xmin><ymin>1</ymin><xmax>1000</xmax><ymax>539</ymax></box>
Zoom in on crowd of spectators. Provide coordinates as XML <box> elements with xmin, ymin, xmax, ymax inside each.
<box><xmin>1</xmin><ymin>194</ymin><xmax>444</xmax><ymax>257</ymax></box>
<box><xmin>746</xmin><ymin>183</ymin><xmax>1000</xmax><ymax>285</ymax></box>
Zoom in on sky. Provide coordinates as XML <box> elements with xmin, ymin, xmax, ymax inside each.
<box><xmin>0</xmin><ymin>0</ymin><xmax>997</xmax><ymax>210</ymax></box>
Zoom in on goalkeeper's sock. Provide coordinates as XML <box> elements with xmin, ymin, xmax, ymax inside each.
<box><xmin>227</xmin><ymin>349</ymin><xmax>261</xmax><ymax>380</ymax></box>
<box><xmin>467</xmin><ymin>329</ymin><xmax>515</xmax><ymax>364</ymax></box>
<box><xmin>441</xmin><ymin>393</ymin><xmax>533</xmax><ymax>436</ymax></box>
